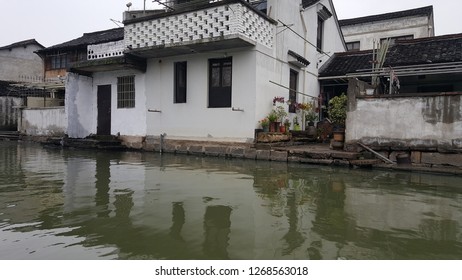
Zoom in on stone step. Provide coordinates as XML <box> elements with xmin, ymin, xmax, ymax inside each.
<box><xmin>0</xmin><ymin>131</ymin><xmax>20</xmax><ymax>141</ymax></box>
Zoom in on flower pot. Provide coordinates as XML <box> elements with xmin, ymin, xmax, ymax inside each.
<box><xmin>294</xmin><ymin>124</ymin><xmax>301</xmax><ymax>131</ymax></box>
<box><xmin>262</xmin><ymin>126</ymin><xmax>269</xmax><ymax>132</ymax></box>
<box><xmin>333</xmin><ymin>131</ymin><xmax>345</xmax><ymax>142</ymax></box>
<box><xmin>331</xmin><ymin>140</ymin><xmax>344</xmax><ymax>150</ymax></box>
<box><xmin>269</xmin><ymin>122</ymin><xmax>280</xmax><ymax>132</ymax></box>
<box><xmin>305</xmin><ymin>123</ymin><xmax>316</xmax><ymax>137</ymax></box>
<box><xmin>279</xmin><ymin>125</ymin><xmax>286</xmax><ymax>133</ymax></box>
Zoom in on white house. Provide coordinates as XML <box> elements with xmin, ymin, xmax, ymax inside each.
<box><xmin>340</xmin><ymin>6</ymin><xmax>434</xmax><ymax>51</ymax></box>
<box><xmin>67</xmin><ymin>0</ymin><xmax>346</xmax><ymax>147</ymax></box>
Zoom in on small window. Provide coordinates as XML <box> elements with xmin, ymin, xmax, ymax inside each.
<box><xmin>317</xmin><ymin>17</ymin><xmax>324</xmax><ymax>52</ymax></box>
<box><xmin>47</xmin><ymin>53</ymin><xmax>69</xmax><ymax>70</ymax></box>
<box><xmin>346</xmin><ymin>41</ymin><xmax>360</xmax><ymax>51</ymax></box>
<box><xmin>117</xmin><ymin>75</ymin><xmax>135</xmax><ymax>108</ymax></box>
<box><xmin>289</xmin><ymin>69</ymin><xmax>298</xmax><ymax>113</ymax></box>
<box><xmin>209</xmin><ymin>57</ymin><xmax>232</xmax><ymax>108</ymax></box>
<box><xmin>174</xmin><ymin>61</ymin><xmax>187</xmax><ymax>103</ymax></box>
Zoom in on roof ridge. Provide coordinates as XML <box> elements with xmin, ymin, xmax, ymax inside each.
<box><xmin>0</xmin><ymin>39</ymin><xmax>44</xmax><ymax>50</ymax></box>
<box><xmin>82</xmin><ymin>27</ymin><xmax>124</xmax><ymax>36</ymax></box>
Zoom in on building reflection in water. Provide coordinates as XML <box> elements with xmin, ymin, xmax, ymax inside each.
<box><xmin>169</xmin><ymin>202</ymin><xmax>185</xmax><ymax>241</ymax></box>
<box><xmin>95</xmin><ymin>155</ymin><xmax>111</xmax><ymax>218</ymax></box>
<box><xmin>203</xmin><ymin>206</ymin><xmax>232</xmax><ymax>259</ymax></box>
<box><xmin>3</xmin><ymin>142</ymin><xmax>462</xmax><ymax>260</ymax></box>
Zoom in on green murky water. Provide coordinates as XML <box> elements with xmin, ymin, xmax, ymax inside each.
<box><xmin>1</xmin><ymin>141</ymin><xmax>462</xmax><ymax>260</ymax></box>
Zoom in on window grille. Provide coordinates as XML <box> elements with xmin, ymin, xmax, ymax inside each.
<box><xmin>117</xmin><ymin>75</ymin><xmax>135</xmax><ymax>108</ymax></box>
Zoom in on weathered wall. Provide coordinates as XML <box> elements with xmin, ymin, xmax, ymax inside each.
<box><xmin>0</xmin><ymin>96</ymin><xmax>22</xmax><ymax>130</ymax></box>
<box><xmin>0</xmin><ymin>45</ymin><xmax>43</xmax><ymax>82</ymax></box>
<box><xmin>342</xmin><ymin>15</ymin><xmax>433</xmax><ymax>50</ymax></box>
<box><xmin>66</xmin><ymin>73</ymin><xmax>94</xmax><ymax>138</ymax></box>
<box><xmin>20</xmin><ymin>107</ymin><xmax>67</xmax><ymax>136</ymax></box>
<box><xmin>346</xmin><ymin>93</ymin><xmax>462</xmax><ymax>151</ymax></box>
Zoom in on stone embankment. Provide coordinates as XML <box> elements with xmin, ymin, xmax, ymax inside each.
<box><xmin>3</xmin><ymin>133</ymin><xmax>461</xmax><ymax>176</ymax></box>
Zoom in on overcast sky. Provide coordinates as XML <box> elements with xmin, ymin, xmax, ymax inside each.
<box><xmin>0</xmin><ymin>0</ymin><xmax>460</xmax><ymax>47</ymax></box>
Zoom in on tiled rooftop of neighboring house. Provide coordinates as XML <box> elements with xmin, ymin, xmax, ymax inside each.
<box><xmin>37</xmin><ymin>28</ymin><xmax>124</xmax><ymax>53</ymax></box>
<box><xmin>319</xmin><ymin>33</ymin><xmax>462</xmax><ymax>77</ymax></box>
<box><xmin>338</xmin><ymin>5</ymin><xmax>433</xmax><ymax>27</ymax></box>
<box><xmin>0</xmin><ymin>39</ymin><xmax>44</xmax><ymax>51</ymax></box>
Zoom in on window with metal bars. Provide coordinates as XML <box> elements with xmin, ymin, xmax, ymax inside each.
<box><xmin>117</xmin><ymin>75</ymin><xmax>135</xmax><ymax>108</ymax></box>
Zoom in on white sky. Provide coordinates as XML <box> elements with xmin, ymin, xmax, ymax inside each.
<box><xmin>0</xmin><ymin>0</ymin><xmax>460</xmax><ymax>47</ymax></box>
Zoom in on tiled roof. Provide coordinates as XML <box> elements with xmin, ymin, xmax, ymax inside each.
<box><xmin>0</xmin><ymin>39</ymin><xmax>44</xmax><ymax>51</ymax></box>
<box><xmin>339</xmin><ymin>6</ymin><xmax>433</xmax><ymax>27</ymax></box>
<box><xmin>302</xmin><ymin>0</ymin><xmax>320</xmax><ymax>8</ymax></box>
<box><xmin>37</xmin><ymin>28</ymin><xmax>124</xmax><ymax>53</ymax></box>
<box><xmin>319</xmin><ymin>33</ymin><xmax>462</xmax><ymax>77</ymax></box>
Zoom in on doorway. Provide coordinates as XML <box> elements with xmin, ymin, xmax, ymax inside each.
<box><xmin>97</xmin><ymin>85</ymin><xmax>111</xmax><ymax>135</ymax></box>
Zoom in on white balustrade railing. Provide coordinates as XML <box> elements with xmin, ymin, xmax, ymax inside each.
<box><xmin>124</xmin><ymin>3</ymin><xmax>273</xmax><ymax>50</ymax></box>
<box><xmin>88</xmin><ymin>40</ymin><xmax>125</xmax><ymax>60</ymax></box>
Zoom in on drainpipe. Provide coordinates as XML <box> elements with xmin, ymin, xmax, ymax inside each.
<box><xmin>300</xmin><ymin>10</ymin><xmax>308</xmax><ymax>130</ymax></box>
<box><xmin>160</xmin><ymin>133</ymin><xmax>166</xmax><ymax>154</ymax></box>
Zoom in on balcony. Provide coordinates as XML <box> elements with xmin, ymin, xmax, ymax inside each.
<box><xmin>123</xmin><ymin>0</ymin><xmax>275</xmax><ymax>58</ymax></box>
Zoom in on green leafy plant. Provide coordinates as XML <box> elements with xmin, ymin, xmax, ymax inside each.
<box><xmin>274</xmin><ymin>105</ymin><xmax>287</xmax><ymax>122</ymax></box>
<box><xmin>267</xmin><ymin>110</ymin><xmax>278</xmax><ymax>122</ymax></box>
<box><xmin>305</xmin><ymin>111</ymin><xmax>318</xmax><ymax>123</ymax></box>
<box><xmin>259</xmin><ymin>118</ymin><xmax>269</xmax><ymax>128</ymax></box>
<box><xmin>328</xmin><ymin>93</ymin><xmax>348</xmax><ymax>126</ymax></box>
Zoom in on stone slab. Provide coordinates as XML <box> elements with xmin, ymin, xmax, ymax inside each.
<box><xmin>421</xmin><ymin>153</ymin><xmax>462</xmax><ymax>167</ymax></box>
<box><xmin>256</xmin><ymin>150</ymin><xmax>271</xmax><ymax>161</ymax></box>
<box><xmin>204</xmin><ymin>146</ymin><xmax>228</xmax><ymax>157</ymax></box>
<box><xmin>188</xmin><ymin>145</ymin><xmax>204</xmax><ymax>155</ymax></box>
<box><xmin>244</xmin><ymin>148</ymin><xmax>257</xmax><ymax>160</ymax></box>
<box><xmin>270</xmin><ymin>151</ymin><xmax>288</xmax><ymax>162</ymax></box>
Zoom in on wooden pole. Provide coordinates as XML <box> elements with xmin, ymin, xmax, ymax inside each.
<box><xmin>358</xmin><ymin>142</ymin><xmax>395</xmax><ymax>164</ymax></box>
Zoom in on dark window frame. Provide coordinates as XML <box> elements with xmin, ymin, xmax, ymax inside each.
<box><xmin>289</xmin><ymin>69</ymin><xmax>298</xmax><ymax>113</ymax></box>
<box><xmin>317</xmin><ymin>16</ymin><xmax>324</xmax><ymax>52</ymax></box>
<box><xmin>346</xmin><ymin>41</ymin><xmax>361</xmax><ymax>51</ymax></box>
<box><xmin>117</xmin><ymin>75</ymin><xmax>136</xmax><ymax>109</ymax></box>
<box><xmin>208</xmin><ymin>57</ymin><xmax>233</xmax><ymax>108</ymax></box>
<box><xmin>174</xmin><ymin>61</ymin><xmax>187</xmax><ymax>103</ymax></box>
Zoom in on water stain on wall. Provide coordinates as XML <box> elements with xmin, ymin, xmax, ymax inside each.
<box><xmin>422</xmin><ymin>95</ymin><xmax>462</xmax><ymax>124</ymax></box>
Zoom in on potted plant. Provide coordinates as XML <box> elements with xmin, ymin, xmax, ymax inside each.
<box><xmin>293</xmin><ymin>116</ymin><xmax>301</xmax><ymax>131</ymax></box>
<box><xmin>274</xmin><ymin>105</ymin><xmax>287</xmax><ymax>123</ymax></box>
<box><xmin>328</xmin><ymin>93</ymin><xmax>348</xmax><ymax>143</ymax></box>
<box><xmin>305</xmin><ymin>111</ymin><xmax>318</xmax><ymax>137</ymax></box>
<box><xmin>259</xmin><ymin>118</ymin><xmax>269</xmax><ymax>132</ymax></box>
<box><xmin>282</xmin><ymin>118</ymin><xmax>291</xmax><ymax>133</ymax></box>
<box><xmin>267</xmin><ymin>110</ymin><xmax>279</xmax><ymax>132</ymax></box>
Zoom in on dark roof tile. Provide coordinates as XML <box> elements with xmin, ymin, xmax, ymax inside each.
<box><xmin>320</xmin><ymin>33</ymin><xmax>462</xmax><ymax>77</ymax></box>
<box><xmin>37</xmin><ymin>28</ymin><xmax>124</xmax><ymax>53</ymax></box>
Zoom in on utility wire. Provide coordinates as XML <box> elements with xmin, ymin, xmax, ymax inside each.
<box><xmin>277</xmin><ymin>19</ymin><xmax>331</xmax><ymax>58</ymax></box>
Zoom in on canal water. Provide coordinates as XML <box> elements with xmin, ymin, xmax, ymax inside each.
<box><xmin>1</xmin><ymin>141</ymin><xmax>462</xmax><ymax>260</ymax></box>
